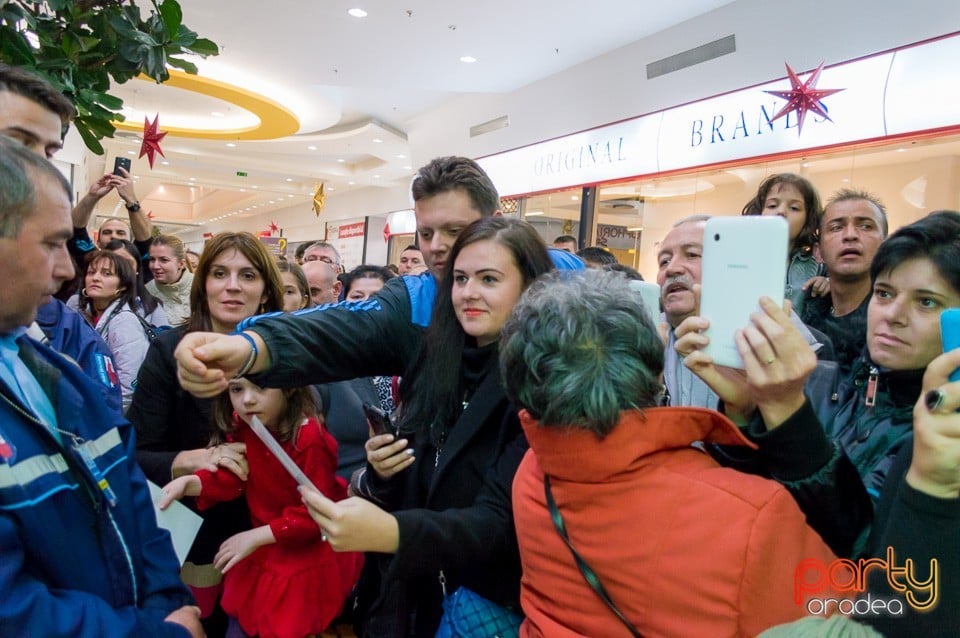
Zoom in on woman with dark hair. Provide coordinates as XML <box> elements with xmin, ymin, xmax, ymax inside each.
<box><xmin>302</xmin><ymin>217</ymin><xmax>554</xmax><ymax>637</ymax></box>
<box><xmin>342</xmin><ymin>264</ymin><xmax>395</xmax><ymax>301</ymax></box>
<box><xmin>77</xmin><ymin>250</ymin><xmax>150</xmax><ymax>412</ymax></box>
<box><xmin>677</xmin><ymin>210</ymin><xmax>960</xmax><ymax>557</ymax></box>
<box><xmin>742</xmin><ymin>173</ymin><xmax>826</xmax><ymax>314</ymax></box>
<box><xmin>104</xmin><ymin>237</ymin><xmax>169</xmax><ymax>327</ymax></box>
<box><xmin>128</xmin><ymin>231</ymin><xmax>284</xmax><ymax>632</ymax></box>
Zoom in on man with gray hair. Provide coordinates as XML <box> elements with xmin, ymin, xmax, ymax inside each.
<box><xmin>499</xmin><ymin>269</ymin><xmax>835</xmax><ymax>636</ymax></box>
<box><xmin>0</xmin><ymin>136</ymin><xmax>202</xmax><ymax>636</ymax></box>
<box><xmin>657</xmin><ymin>214</ymin><xmax>832</xmax><ymax>408</ymax></box>
<box><xmin>303</xmin><ymin>240</ymin><xmax>343</xmax><ymax>272</ymax></box>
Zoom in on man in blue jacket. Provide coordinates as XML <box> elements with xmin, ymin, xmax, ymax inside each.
<box><xmin>0</xmin><ymin>136</ymin><xmax>202</xmax><ymax>637</ymax></box>
<box><xmin>174</xmin><ymin>155</ymin><xmax>583</xmax><ymax>397</ymax></box>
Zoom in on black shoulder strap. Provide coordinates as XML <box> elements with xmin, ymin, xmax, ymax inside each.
<box><xmin>544</xmin><ymin>475</ymin><xmax>643</xmax><ymax>638</ymax></box>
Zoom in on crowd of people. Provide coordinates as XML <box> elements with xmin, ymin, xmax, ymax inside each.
<box><xmin>1</xmin><ymin>61</ymin><xmax>959</xmax><ymax>638</ymax></box>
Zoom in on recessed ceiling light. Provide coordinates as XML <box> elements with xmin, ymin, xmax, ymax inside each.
<box><xmin>240</xmin><ymin>188</ymin><xmax>246</xmax><ymax>192</ymax></box>
<box><xmin>526</xmin><ymin>211</ymin><xmax>545</xmax><ymax>216</ymax></box>
<box><xmin>161</xmin><ymin>161</ymin><xmax>170</xmax><ymax>166</ymax></box>
<box><xmin>307</xmin><ymin>145</ymin><xmax>318</xmax><ymax>151</ymax></box>
<box><xmin>373</xmin><ymin>174</ymin><xmax>380</xmax><ymax>179</ymax></box>
<box><xmin>396</xmin><ymin>154</ymin><xmax>406</xmax><ymax>159</ymax></box>
<box><xmin>251</xmin><ymin>186</ymin><xmax>258</xmax><ymax>189</ymax></box>
<box><xmin>328</xmin><ymin>187</ymin><xmax>336</xmax><ymax>192</ymax></box>
<box><xmin>285</xmin><ymin>178</ymin><xmax>293</xmax><ymax>182</ymax></box>
<box><xmin>571</xmin><ymin>196</ymin><xmax>579</xmax><ymax>201</ymax></box>
<box><xmin>226</xmin><ymin>142</ymin><xmax>237</xmax><ymax>148</ymax></box>
<box><xmin>460</xmin><ymin>56</ymin><xmax>477</xmax><ymax>64</ymax></box>
<box><xmin>372</xmin><ymin>138</ymin><xmax>382</xmax><ymax>143</ymax></box>
<box><xmin>348</xmin><ymin>181</ymin><xmax>355</xmax><ymax>185</ymax></box>
<box><xmin>897</xmin><ymin>148</ymin><xmax>906</xmax><ymax>152</ymax></box>
<box><xmin>403</xmin><ymin>165</ymin><xmax>412</xmax><ymax>170</ymax></box>
<box><xmin>337</xmin><ymin>158</ymin><xmax>345</xmax><ymax>163</ymax></box>
<box><xmin>126</xmin><ymin>150</ymin><xmax>135</xmax><ymax>155</ymax></box>
<box><xmin>189</xmin><ymin>177</ymin><xmax>196</xmax><ymax>181</ymax></box>
<box><xmin>211</xmin><ymin>111</ymin><xmax>225</xmax><ymax>117</ymax></box>
<box><xmin>287</xmin><ymin>194</ymin><xmax>294</xmax><ymax>198</ymax></box>
<box><xmin>348</xmin><ymin>8</ymin><xmax>367</xmax><ymax>18</ymax></box>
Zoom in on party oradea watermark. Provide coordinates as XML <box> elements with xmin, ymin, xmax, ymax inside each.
<box><xmin>794</xmin><ymin>547</ymin><xmax>938</xmax><ymax>617</ymax></box>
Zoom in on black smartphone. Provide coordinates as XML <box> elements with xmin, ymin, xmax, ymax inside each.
<box><xmin>113</xmin><ymin>156</ymin><xmax>131</xmax><ymax>176</ymax></box>
<box><xmin>362</xmin><ymin>403</ymin><xmax>393</xmax><ymax>436</ymax></box>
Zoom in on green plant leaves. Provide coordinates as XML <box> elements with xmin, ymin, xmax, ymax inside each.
<box><xmin>0</xmin><ymin>0</ymin><xmax>219</xmax><ymax>155</ymax></box>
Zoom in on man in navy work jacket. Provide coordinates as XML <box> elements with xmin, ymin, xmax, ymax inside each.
<box><xmin>0</xmin><ymin>136</ymin><xmax>202</xmax><ymax>637</ymax></box>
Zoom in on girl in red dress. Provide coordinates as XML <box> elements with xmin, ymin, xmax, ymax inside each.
<box><xmin>161</xmin><ymin>379</ymin><xmax>363</xmax><ymax>638</ymax></box>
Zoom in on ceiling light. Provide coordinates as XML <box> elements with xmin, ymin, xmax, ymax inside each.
<box><xmin>373</xmin><ymin>174</ymin><xmax>380</xmax><ymax>178</ymax></box>
<box><xmin>287</xmin><ymin>194</ymin><xmax>294</xmax><ymax>198</ymax></box>
<box><xmin>240</xmin><ymin>188</ymin><xmax>246</xmax><ymax>192</ymax></box>
<box><xmin>211</xmin><ymin>111</ymin><xmax>225</xmax><ymax>117</ymax></box>
<box><xmin>403</xmin><ymin>165</ymin><xmax>412</xmax><ymax>170</ymax></box>
<box><xmin>268</xmin><ymin>200</ymin><xmax>275</xmax><ymax>204</ymax></box>
<box><xmin>348</xmin><ymin>181</ymin><xmax>355</xmax><ymax>185</ymax></box>
<box><xmin>189</xmin><ymin>177</ymin><xmax>196</xmax><ymax>181</ymax></box>
<box><xmin>897</xmin><ymin>148</ymin><xmax>906</xmax><ymax>152</ymax></box>
<box><xmin>307</xmin><ymin>145</ymin><xmax>317</xmax><ymax>151</ymax></box>
<box><xmin>627</xmin><ymin>227</ymin><xmax>644</xmax><ymax>232</ymax></box>
<box><xmin>161</xmin><ymin>161</ymin><xmax>170</xmax><ymax>166</ymax></box>
<box><xmin>571</xmin><ymin>196</ymin><xmax>579</xmax><ymax>201</ymax></box>
<box><xmin>396</xmin><ymin>154</ymin><xmax>406</xmax><ymax>159</ymax></box>
<box><xmin>460</xmin><ymin>56</ymin><xmax>477</xmax><ymax>64</ymax></box>
<box><xmin>526</xmin><ymin>211</ymin><xmax>544</xmax><ymax>216</ymax></box>
<box><xmin>337</xmin><ymin>158</ymin><xmax>345</xmax><ymax>163</ymax></box>
<box><xmin>126</xmin><ymin>150</ymin><xmax>135</xmax><ymax>155</ymax></box>
<box><xmin>226</xmin><ymin>142</ymin><xmax>237</xmax><ymax>148</ymax></box>
<box><xmin>285</xmin><ymin>178</ymin><xmax>293</xmax><ymax>182</ymax></box>
<box><xmin>348</xmin><ymin>8</ymin><xmax>367</xmax><ymax>18</ymax></box>
<box><xmin>252</xmin><ymin>186</ymin><xmax>258</xmax><ymax>189</ymax></box>
<box><xmin>328</xmin><ymin>187</ymin><xmax>336</xmax><ymax>192</ymax></box>
<box><xmin>372</xmin><ymin>138</ymin><xmax>382</xmax><ymax>144</ymax></box>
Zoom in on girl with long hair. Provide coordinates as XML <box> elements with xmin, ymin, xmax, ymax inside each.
<box><xmin>301</xmin><ymin>217</ymin><xmax>554</xmax><ymax>637</ymax></box>
<box><xmin>160</xmin><ymin>381</ymin><xmax>362</xmax><ymax>638</ymax></box>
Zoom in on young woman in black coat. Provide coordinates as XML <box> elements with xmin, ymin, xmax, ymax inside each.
<box><xmin>301</xmin><ymin>217</ymin><xmax>553</xmax><ymax>637</ymax></box>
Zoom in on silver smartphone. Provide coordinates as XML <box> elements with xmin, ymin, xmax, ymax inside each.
<box><xmin>699</xmin><ymin>216</ymin><xmax>788</xmax><ymax>369</ymax></box>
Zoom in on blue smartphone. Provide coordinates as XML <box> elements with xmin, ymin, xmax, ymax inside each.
<box><xmin>941</xmin><ymin>308</ymin><xmax>960</xmax><ymax>382</ymax></box>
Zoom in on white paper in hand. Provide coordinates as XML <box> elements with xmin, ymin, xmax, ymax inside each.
<box><xmin>247</xmin><ymin>415</ymin><xmax>319</xmax><ymax>492</ymax></box>
<box><xmin>148</xmin><ymin>480</ymin><xmax>203</xmax><ymax>565</ymax></box>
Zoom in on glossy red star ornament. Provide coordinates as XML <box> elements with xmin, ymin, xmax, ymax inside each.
<box><xmin>764</xmin><ymin>62</ymin><xmax>843</xmax><ymax>135</ymax></box>
<box><xmin>269</xmin><ymin>221</ymin><xmax>279</xmax><ymax>234</ymax></box>
<box><xmin>138</xmin><ymin>114</ymin><xmax>167</xmax><ymax>168</ymax></box>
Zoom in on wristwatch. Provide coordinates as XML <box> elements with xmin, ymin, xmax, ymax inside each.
<box><xmin>125</xmin><ymin>201</ymin><xmax>141</xmax><ymax>212</ymax></box>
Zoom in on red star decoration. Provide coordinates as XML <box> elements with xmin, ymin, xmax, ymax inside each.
<box><xmin>138</xmin><ymin>114</ymin><xmax>167</xmax><ymax>168</ymax></box>
<box><xmin>764</xmin><ymin>62</ymin><xmax>843</xmax><ymax>135</ymax></box>
<box><xmin>269</xmin><ymin>221</ymin><xmax>279</xmax><ymax>234</ymax></box>
<box><xmin>146</xmin><ymin>211</ymin><xmax>154</xmax><ymax>220</ymax></box>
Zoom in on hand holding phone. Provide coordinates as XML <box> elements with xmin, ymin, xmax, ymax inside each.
<box><xmin>113</xmin><ymin>156</ymin><xmax>132</xmax><ymax>176</ymax></box>
<box><xmin>363</xmin><ymin>403</ymin><xmax>394</xmax><ymax>437</ymax></box>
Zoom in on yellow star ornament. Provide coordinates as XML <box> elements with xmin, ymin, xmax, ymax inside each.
<box><xmin>312</xmin><ymin>183</ymin><xmax>326</xmax><ymax>216</ymax></box>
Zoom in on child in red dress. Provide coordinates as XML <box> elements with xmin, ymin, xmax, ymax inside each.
<box><xmin>161</xmin><ymin>379</ymin><xmax>363</xmax><ymax>638</ymax></box>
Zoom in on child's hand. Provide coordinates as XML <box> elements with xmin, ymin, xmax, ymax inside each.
<box><xmin>214</xmin><ymin>526</ymin><xmax>275</xmax><ymax>574</ymax></box>
<box><xmin>366</xmin><ymin>433</ymin><xmax>414</xmax><ymax>480</ymax></box>
<box><xmin>159</xmin><ymin>475</ymin><xmax>201</xmax><ymax>510</ymax></box>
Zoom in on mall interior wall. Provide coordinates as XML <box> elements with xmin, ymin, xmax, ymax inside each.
<box><xmin>409</xmin><ymin>0</ymin><xmax>960</xmax><ymax>176</ymax></box>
